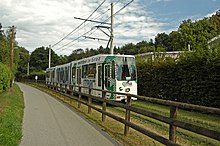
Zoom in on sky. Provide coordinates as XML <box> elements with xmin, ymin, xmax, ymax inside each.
<box><xmin>0</xmin><ymin>0</ymin><xmax>219</xmax><ymax>55</ymax></box>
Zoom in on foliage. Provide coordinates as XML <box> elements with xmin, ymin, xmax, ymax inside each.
<box><xmin>0</xmin><ymin>63</ymin><xmax>10</xmax><ymax>93</ymax></box>
<box><xmin>0</xmin><ymin>33</ymin><xmax>10</xmax><ymax>65</ymax></box>
<box><xmin>137</xmin><ymin>48</ymin><xmax>220</xmax><ymax>107</ymax></box>
<box><xmin>28</xmin><ymin>71</ymin><xmax>46</xmax><ymax>80</ymax></box>
<box><xmin>13</xmin><ymin>47</ymin><xmax>20</xmax><ymax>79</ymax></box>
<box><xmin>155</xmin><ymin>14</ymin><xmax>220</xmax><ymax>51</ymax></box>
<box><xmin>29</xmin><ymin>46</ymin><xmax>61</xmax><ymax>72</ymax></box>
<box><xmin>0</xmin><ymin>84</ymin><xmax>24</xmax><ymax>146</ymax></box>
<box><xmin>15</xmin><ymin>47</ymin><xmax>30</xmax><ymax>79</ymax></box>
<box><xmin>29</xmin><ymin>47</ymin><xmax>48</xmax><ymax>71</ymax></box>
<box><xmin>0</xmin><ymin>25</ymin><xmax>19</xmax><ymax>88</ymax></box>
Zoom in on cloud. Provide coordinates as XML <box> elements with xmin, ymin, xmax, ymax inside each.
<box><xmin>0</xmin><ymin>0</ymin><xmax>170</xmax><ymax>55</ymax></box>
<box><xmin>1</xmin><ymin>0</ymin><xmax>217</xmax><ymax>56</ymax></box>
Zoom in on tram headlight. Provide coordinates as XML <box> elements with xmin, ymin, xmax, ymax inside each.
<box><xmin>125</xmin><ymin>88</ymin><xmax>130</xmax><ymax>92</ymax></box>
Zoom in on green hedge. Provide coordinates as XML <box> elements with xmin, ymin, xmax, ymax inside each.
<box><xmin>28</xmin><ymin>71</ymin><xmax>46</xmax><ymax>80</ymax></box>
<box><xmin>16</xmin><ymin>71</ymin><xmax>46</xmax><ymax>81</ymax></box>
<box><xmin>137</xmin><ymin>49</ymin><xmax>220</xmax><ymax>107</ymax></box>
<box><xmin>0</xmin><ymin>62</ymin><xmax>10</xmax><ymax>93</ymax></box>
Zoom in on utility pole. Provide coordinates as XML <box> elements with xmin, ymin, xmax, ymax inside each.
<box><xmin>10</xmin><ymin>25</ymin><xmax>15</xmax><ymax>88</ymax></box>
<box><xmin>49</xmin><ymin>45</ymin><xmax>51</xmax><ymax>68</ymax></box>
<box><xmin>110</xmin><ymin>3</ymin><xmax>114</xmax><ymax>54</ymax></box>
<box><xmin>27</xmin><ymin>62</ymin><xmax>29</xmax><ymax>76</ymax></box>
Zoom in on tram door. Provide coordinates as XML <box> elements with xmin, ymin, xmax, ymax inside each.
<box><xmin>104</xmin><ymin>64</ymin><xmax>111</xmax><ymax>89</ymax></box>
<box><xmin>76</xmin><ymin>67</ymin><xmax>81</xmax><ymax>92</ymax></box>
<box><xmin>72</xmin><ymin>67</ymin><xmax>76</xmax><ymax>90</ymax></box>
<box><xmin>103</xmin><ymin>61</ymin><xmax>115</xmax><ymax>99</ymax></box>
<box><xmin>96</xmin><ymin>64</ymin><xmax>103</xmax><ymax>98</ymax></box>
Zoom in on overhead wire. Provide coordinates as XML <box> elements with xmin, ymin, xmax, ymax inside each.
<box><xmin>54</xmin><ymin>10</ymin><xmax>109</xmax><ymax>53</ymax></box>
<box><xmin>55</xmin><ymin>5</ymin><xmax>112</xmax><ymax>53</ymax></box>
<box><xmin>52</xmin><ymin>0</ymin><xmax>107</xmax><ymax>48</ymax></box>
<box><xmin>56</xmin><ymin>0</ymin><xmax>134</xmax><ymax>54</ymax></box>
<box><xmin>56</xmin><ymin>28</ymin><xmax>99</xmax><ymax>53</ymax></box>
<box><xmin>57</xmin><ymin>0</ymin><xmax>121</xmax><ymax>52</ymax></box>
<box><xmin>55</xmin><ymin>27</ymin><xmax>97</xmax><ymax>52</ymax></box>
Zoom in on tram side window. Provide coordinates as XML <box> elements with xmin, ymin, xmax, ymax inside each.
<box><xmin>52</xmin><ymin>71</ymin><xmax>55</xmax><ymax>79</ymax></box>
<box><xmin>64</xmin><ymin>67</ymin><xmax>69</xmax><ymax>83</ymax></box>
<box><xmin>77</xmin><ymin>68</ymin><xmax>81</xmax><ymax>84</ymax></box>
<box><xmin>98</xmin><ymin>66</ymin><xmax>102</xmax><ymax>87</ymax></box>
<box><xmin>82</xmin><ymin>65</ymin><xmax>88</xmax><ymax>78</ymax></box>
<box><xmin>130</xmin><ymin>65</ymin><xmax>137</xmax><ymax>80</ymax></box>
<box><xmin>68</xmin><ymin>66</ymin><xmax>70</xmax><ymax>83</ymax></box>
<box><xmin>77</xmin><ymin>69</ymin><xmax>79</xmax><ymax>84</ymax></box>
<box><xmin>60</xmin><ymin>68</ymin><xmax>64</xmax><ymax>83</ymax></box>
<box><xmin>57</xmin><ymin>69</ymin><xmax>60</xmax><ymax>82</ymax></box>
<box><xmin>105</xmin><ymin>65</ymin><xmax>110</xmax><ymax>87</ymax></box>
<box><xmin>72</xmin><ymin>67</ymin><xmax>76</xmax><ymax>78</ymax></box>
<box><xmin>46</xmin><ymin>71</ymin><xmax>50</xmax><ymax>78</ymax></box>
<box><xmin>112</xmin><ymin>61</ymin><xmax>115</xmax><ymax>79</ymax></box>
<box><xmin>88</xmin><ymin>63</ymin><xmax>96</xmax><ymax>79</ymax></box>
<box><xmin>79</xmin><ymin>69</ymin><xmax>81</xmax><ymax>84</ymax></box>
<box><xmin>50</xmin><ymin>72</ymin><xmax>52</xmax><ymax>80</ymax></box>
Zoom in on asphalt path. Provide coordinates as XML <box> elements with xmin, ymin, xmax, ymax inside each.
<box><xmin>18</xmin><ymin>83</ymin><xmax>119</xmax><ymax>146</ymax></box>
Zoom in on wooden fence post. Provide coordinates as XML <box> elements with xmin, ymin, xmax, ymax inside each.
<box><xmin>70</xmin><ymin>85</ymin><xmax>73</xmax><ymax>96</ymax></box>
<box><xmin>60</xmin><ymin>83</ymin><xmax>62</xmax><ymax>91</ymax></box>
<box><xmin>169</xmin><ymin>106</ymin><xmax>177</xmax><ymax>143</ymax></box>
<box><xmin>56</xmin><ymin>83</ymin><xmax>58</xmax><ymax>92</ymax></box>
<box><xmin>88</xmin><ymin>88</ymin><xmax>92</xmax><ymax>114</ymax></box>
<box><xmin>69</xmin><ymin>85</ymin><xmax>73</xmax><ymax>104</ymax></box>
<box><xmin>102</xmin><ymin>91</ymin><xmax>107</xmax><ymax>122</ymax></box>
<box><xmin>124</xmin><ymin>96</ymin><xmax>131</xmax><ymax>136</ymax></box>
<box><xmin>65</xmin><ymin>84</ymin><xmax>67</xmax><ymax>94</ymax></box>
<box><xmin>78</xmin><ymin>87</ymin><xmax>81</xmax><ymax>108</ymax></box>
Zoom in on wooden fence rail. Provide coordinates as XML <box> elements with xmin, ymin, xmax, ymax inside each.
<box><xmin>26</xmin><ymin>80</ymin><xmax>220</xmax><ymax>146</ymax></box>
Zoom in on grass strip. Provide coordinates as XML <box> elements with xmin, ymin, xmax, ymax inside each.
<box><xmin>0</xmin><ymin>84</ymin><xmax>24</xmax><ymax>146</ymax></box>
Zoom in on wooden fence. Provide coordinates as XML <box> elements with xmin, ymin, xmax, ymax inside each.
<box><xmin>29</xmin><ymin>80</ymin><xmax>220</xmax><ymax>146</ymax></box>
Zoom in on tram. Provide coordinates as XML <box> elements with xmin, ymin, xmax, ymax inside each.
<box><xmin>46</xmin><ymin>54</ymin><xmax>137</xmax><ymax>101</ymax></box>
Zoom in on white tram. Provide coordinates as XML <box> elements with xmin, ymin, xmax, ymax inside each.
<box><xmin>46</xmin><ymin>54</ymin><xmax>137</xmax><ymax>101</ymax></box>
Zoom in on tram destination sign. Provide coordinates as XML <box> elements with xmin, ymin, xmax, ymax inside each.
<box><xmin>78</xmin><ymin>56</ymin><xmax>101</xmax><ymax>65</ymax></box>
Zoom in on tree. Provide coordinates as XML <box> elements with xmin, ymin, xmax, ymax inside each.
<box><xmin>168</xmin><ymin>31</ymin><xmax>183</xmax><ymax>51</ymax></box>
<box><xmin>178</xmin><ymin>16</ymin><xmax>219</xmax><ymax>50</ymax></box>
<box><xmin>47</xmin><ymin>47</ymin><xmax>61</xmax><ymax>67</ymax></box>
<box><xmin>119</xmin><ymin>43</ymin><xmax>136</xmax><ymax>55</ymax></box>
<box><xmin>30</xmin><ymin>47</ymin><xmax>48</xmax><ymax>71</ymax></box>
<box><xmin>15</xmin><ymin>47</ymin><xmax>30</xmax><ymax>78</ymax></box>
<box><xmin>97</xmin><ymin>46</ymin><xmax>109</xmax><ymax>54</ymax></box>
<box><xmin>155</xmin><ymin>32</ymin><xmax>170</xmax><ymax>51</ymax></box>
<box><xmin>136</xmin><ymin>40</ymin><xmax>155</xmax><ymax>53</ymax></box>
<box><xmin>68</xmin><ymin>48</ymin><xmax>85</xmax><ymax>61</ymax></box>
<box><xmin>178</xmin><ymin>19</ymin><xmax>194</xmax><ymax>50</ymax></box>
<box><xmin>59</xmin><ymin>55</ymin><xmax>69</xmax><ymax>64</ymax></box>
<box><xmin>0</xmin><ymin>32</ymin><xmax>10</xmax><ymax>64</ymax></box>
<box><xmin>30</xmin><ymin>46</ymin><xmax>61</xmax><ymax>71</ymax></box>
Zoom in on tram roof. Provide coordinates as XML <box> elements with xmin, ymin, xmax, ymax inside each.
<box><xmin>46</xmin><ymin>54</ymin><xmax>135</xmax><ymax>70</ymax></box>
<box><xmin>71</xmin><ymin>54</ymin><xmax>135</xmax><ymax>65</ymax></box>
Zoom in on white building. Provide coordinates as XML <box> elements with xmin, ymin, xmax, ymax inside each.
<box><xmin>136</xmin><ymin>51</ymin><xmax>186</xmax><ymax>61</ymax></box>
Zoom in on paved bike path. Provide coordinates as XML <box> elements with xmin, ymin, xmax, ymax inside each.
<box><xmin>18</xmin><ymin>83</ymin><xmax>118</xmax><ymax>146</ymax></box>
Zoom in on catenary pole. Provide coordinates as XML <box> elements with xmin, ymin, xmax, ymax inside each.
<box><xmin>49</xmin><ymin>45</ymin><xmax>51</xmax><ymax>68</ymax></box>
<box><xmin>110</xmin><ymin>3</ymin><xmax>114</xmax><ymax>54</ymax></box>
<box><xmin>10</xmin><ymin>25</ymin><xmax>15</xmax><ymax>88</ymax></box>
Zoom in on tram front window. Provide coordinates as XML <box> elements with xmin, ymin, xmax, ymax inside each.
<box><xmin>116</xmin><ymin>57</ymin><xmax>137</xmax><ymax>81</ymax></box>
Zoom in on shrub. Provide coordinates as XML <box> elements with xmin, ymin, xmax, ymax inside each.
<box><xmin>28</xmin><ymin>71</ymin><xmax>46</xmax><ymax>81</ymax></box>
<box><xmin>0</xmin><ymin>63</ymin><xmax>10</xmax><ymax>93</ymax></box>
<box><xmin>137</xmin><ymin>49</ymin><xmax>220</xmax><ymax>107</ymax></box>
